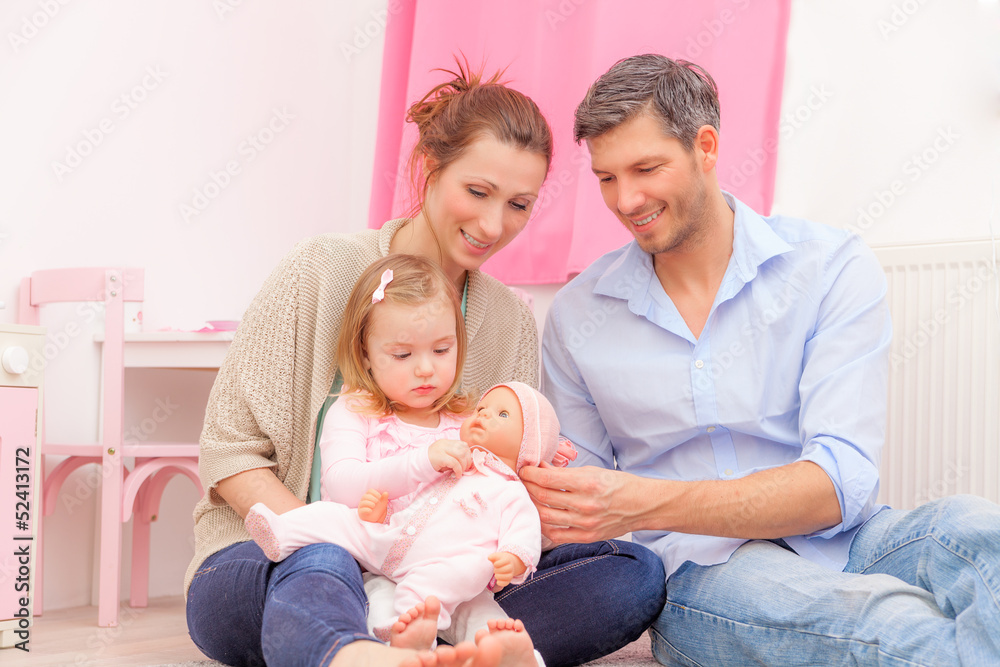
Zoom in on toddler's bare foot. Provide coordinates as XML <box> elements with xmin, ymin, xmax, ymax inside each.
<box><xmin>474</xmin><ymin>619</ymin><xmax>536</xmax><ymax>666</ymax></box>
<box><xmin>390</xmin><ymin>596</ymin><xmax>441</xmax><ymax>650</ymax></box>
<box><xmin>399</xmin><ymin>642</ymin><xmax>478</xmax><ymax>667</ymax></box>
<box><xmin>326</xmin><ymin>640</ymin><xmax>432</xmax><ymax>667</ymax></box>
<box><xmin>479</xmin><ymin>618</ymin><xmax>525</xmax><ymax>635</ymax></box>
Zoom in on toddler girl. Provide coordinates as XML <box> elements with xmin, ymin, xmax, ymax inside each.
<box><xmin>243</xmin><ymin>255</ymin><xmax>571</xmax><ymax>661</ymax></box>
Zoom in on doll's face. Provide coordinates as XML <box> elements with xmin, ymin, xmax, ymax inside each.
<box><xmin>460</xmin><ymin>386</ymin><xmax>523</xmax><ymax>470</ymax></box>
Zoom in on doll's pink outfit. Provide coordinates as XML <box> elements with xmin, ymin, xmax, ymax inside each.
<box><xmin>245</xmin><ymin>383</ymin><xmax>569</xmax><ymax>642</ymax></box>
<box><xmin>247</xmin><ymin>450</ymin><xmax>539</xmax><ymax>639</ymax></box>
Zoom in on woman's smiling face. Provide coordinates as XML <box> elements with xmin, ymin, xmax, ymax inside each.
<box><xmin>420</xmin><ymin>134</ymin><xmax>548</xmax><ymax>275</ymax></box>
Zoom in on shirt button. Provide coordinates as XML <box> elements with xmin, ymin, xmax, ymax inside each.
<box><xmin>406</xmin><ymin>526</ymin><xmax>416</xmax><ymax>536</ymax></box>
<box><xmin>724</xmin><ymin>469</ymin><xmax>733</xmax><ymax>476</ymax></box>
<box><xmin>694</xmin><ymin>360</ymin><xmax>705</xmax><ymax>369</ymax></box>
<box><xmin>429</xmin><ymin>498</ymin><xmax>438</xmax><ymax>505</ymax></box>
<box><xmin>707</xmin><ymin>426</ymin><xmax>716</xmax><ymax>433</ymax></box>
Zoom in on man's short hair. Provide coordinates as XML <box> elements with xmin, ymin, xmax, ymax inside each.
<box><xmin>574</xmin><ymin>54</ymin><xmax>721</xmax><ymax>150</ymax></box>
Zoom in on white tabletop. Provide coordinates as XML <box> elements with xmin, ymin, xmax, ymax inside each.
<box><xmin>95</xmin><ymin>330</ymin><xmax>235</xmax><ymax>369</ymax></box>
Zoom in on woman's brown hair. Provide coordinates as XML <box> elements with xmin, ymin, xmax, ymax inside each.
<box><xmin>404</xmin><ymin>56</ymin><xmax>553</xmax><ymax>217</ymax></box>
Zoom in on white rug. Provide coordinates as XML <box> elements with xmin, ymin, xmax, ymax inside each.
<box><xmin>153</xmin><ymin>632</ymin><xmax>657</xmax><ymax>666</ymax></box>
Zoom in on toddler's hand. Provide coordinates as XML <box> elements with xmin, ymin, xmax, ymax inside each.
<box><xmin>428</xmin><ymin>439</ymin><xmax>471</xmax><ymax>477</ymax></box>
<box><xmin>358</xmin><ymin>489</ymin><xmax>388</xmax><ymax>523</ymax></box>
<box><xmin>487</xmin><ymin>552</ymin><xmax>526</xmax><ymax>591</ymax></box>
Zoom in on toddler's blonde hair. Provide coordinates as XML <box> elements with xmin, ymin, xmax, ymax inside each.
<box><xmin>337</xmin><ymin>254</ymin><xmax>469</xmax><ymax>417</ymax></box>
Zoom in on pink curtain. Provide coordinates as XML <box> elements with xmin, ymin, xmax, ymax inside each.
<box><xmin>369</xmin><ymin>0</ymin><xmax>792</xmax><ymax>284</ymax></box>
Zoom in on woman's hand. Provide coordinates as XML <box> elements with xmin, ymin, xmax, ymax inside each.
<box><xmin>428</xmin><ymin>439</ymin><xmax>472</xmax><ymax>477</ymax></box>
<box><xmin>487</xmin><ymin>552</ymin><xmax>526</xmax><ymax>591</ymax></box>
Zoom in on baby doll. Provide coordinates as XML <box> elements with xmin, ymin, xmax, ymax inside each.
<box><xmin>244</xmin><ymin>381</ymin><xmax>575</xmax><ymax>644</ymax></box>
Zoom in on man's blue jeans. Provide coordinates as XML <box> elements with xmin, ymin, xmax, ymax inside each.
<box><xmin>187</xmin><ymin>538</ymin><xmax>666</xmax><ymax>667</ymax></box>
<box><xmin>651</xmin><ymin>495</ymin><xmax>1000</xmax><ymax>666</ymax></box>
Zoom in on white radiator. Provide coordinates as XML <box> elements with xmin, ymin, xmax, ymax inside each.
<box><xmin>874</xmin><ymin>240</ymin><xmax>1000</xmax><ymax>510</ymax></box>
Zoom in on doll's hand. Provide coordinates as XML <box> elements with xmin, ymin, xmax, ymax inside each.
<box><xmin>358</xmin><ymin>489</ymin><xmax>388</xmax><ymax>523</ymax></box>
<box><xmin>487</xmin><ymin>552</ymin><xmax>526</xmax><ymax>591</ymax></box>
<box><xmin>428</xmin><ymin>439</ymin><xmax>472</xmax><ymax>477</ymax></box>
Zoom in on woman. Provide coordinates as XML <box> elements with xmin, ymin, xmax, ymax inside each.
<box><xmin>185</xmin><ymin>62</ymin><xmax>665</xmax><ymax>667</ymax></box>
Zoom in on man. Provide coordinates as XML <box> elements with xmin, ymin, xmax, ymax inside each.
<box><xmin>520</xmin><ymin>54</ymin><xmax>1000</xmax><ymax>665</ymax></box>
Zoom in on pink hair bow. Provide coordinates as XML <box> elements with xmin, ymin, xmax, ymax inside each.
<box><xmin>371</xmin><ymin>269</ymin><xmax>394</xmax><ymax>304</ymax></box>
<box><xmin>550</xmin><ymin>436</ymin><xmax>578</xmax><ymax>468</ymax></box>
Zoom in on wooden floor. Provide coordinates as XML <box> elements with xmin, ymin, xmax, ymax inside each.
<box><xmin>2</xmin><ymin>596</ymin><xmax>208</xmax><ymax>667</ymax></box>
<box><xmin>1</xmin><ymin>597</ymin><xmax>658</xmax><ymax>667</ymax></box>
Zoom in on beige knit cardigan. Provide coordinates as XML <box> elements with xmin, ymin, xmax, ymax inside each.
<box><xmin>184</xmin><ymin>219</ymin><xmax>540</xmax><ymax>593</ymax></box>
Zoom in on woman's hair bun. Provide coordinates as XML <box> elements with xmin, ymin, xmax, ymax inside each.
<box><xmin>405</xmin><ymin>56</ymin><xmax>505</xmax><ymax>132</ymax></box>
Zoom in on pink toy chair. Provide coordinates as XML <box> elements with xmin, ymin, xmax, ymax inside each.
<box><xmin>19</xmin><ymin>268</ymin><xmax>203</xmax><ymax>627</ymax></box>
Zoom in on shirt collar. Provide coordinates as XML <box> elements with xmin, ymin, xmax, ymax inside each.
<box><xmin>594</xmin><ymin>192</ymin><xmax>793</xmax><ymax>308</ymax></box>
<box><xmin>725</xmin><ymin>192</ymin><xmax>793</xmax><ymax>285</ymax></box>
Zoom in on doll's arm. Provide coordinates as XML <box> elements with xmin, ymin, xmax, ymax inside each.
<box><xmin>357</xmin><ymin>489</ymin><xmax>388</xmax><ymax>523</ymax></box>
<box><xmin>489</xmin><ymin>485</ymin><xmax>543</xmax><ymax>589</ymax></box>
<box><xmin>487</xmin><ymin>552</ymin><xmax>527</xmax><ymax>591</ymax></box>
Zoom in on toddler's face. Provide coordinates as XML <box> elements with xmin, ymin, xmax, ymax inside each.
<box><xmin>363</xmin><ymin>298</ymin><xmax>458</xmax><ymax>416</ymax></box>
<box><xmin>460</xmin><ymin>386</ymin><xmax>523</xmax><ymax>470</ymax></box>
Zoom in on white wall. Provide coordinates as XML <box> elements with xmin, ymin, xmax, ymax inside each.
<box><xmin>771</xmin><ymin>0</ymin><xmax>1000</xmax><ymax>246</ymax></box>
<box><xmin>2</xmin><ymin>0</ymin><xmax>998</xmax><ymax>612</ymax></box>
<box><xmin>0</xmin><ymin>0</ymin><xmax>388</xmax><ymax>610</ymax></box>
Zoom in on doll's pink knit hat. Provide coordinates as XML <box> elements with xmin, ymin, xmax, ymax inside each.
<box><xmin>484</xmin><ymin>382</ymin><xmax>576</xmax><ymax>473</ymax></box>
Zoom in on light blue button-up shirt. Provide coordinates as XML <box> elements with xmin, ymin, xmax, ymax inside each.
<box><xmin>541</xmin><ymin>193</ymin><xmax>892</xmax><ymax>577</ymax></box>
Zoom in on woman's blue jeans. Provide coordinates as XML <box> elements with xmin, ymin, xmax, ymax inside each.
<box><xmin>187</xmin><ymin>538</ymin><xmax>666</xmax><ymax>667</ymax></box>
<box><xmin>652</xmin><ymin>495</ymin><xmax>1000</xmax><ymax>666</ymax></box>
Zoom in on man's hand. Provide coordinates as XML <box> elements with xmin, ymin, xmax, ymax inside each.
<box><xmin>519</xmin><ymin>463</ymin><xmax>642</xmax><ymax>545</ymax></box>
<box><xmin>358</xmin><ymin>489</ymin><xmax>388</xmax><ymax>523</ymax></box>
<box><xmin>487</xmin><ymin>552</ymin><xmax>526</xmax><ymax>591</ymax></box>
<box><xmin>428</xmin><ymin>439</ymin><xmax>472</xmax><ymax>477</ymax></box>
